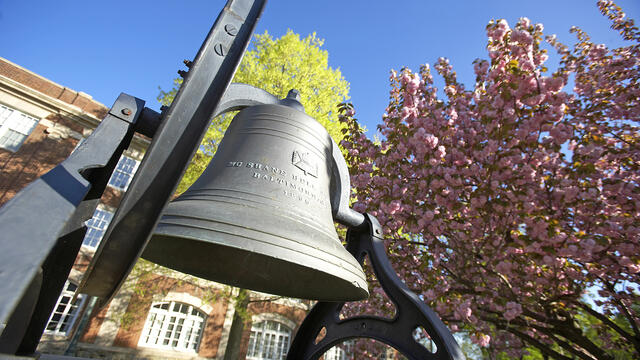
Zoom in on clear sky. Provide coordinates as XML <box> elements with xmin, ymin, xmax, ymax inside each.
<box><xmin>1</xmin><ymin>0</ymin><xmax>638</xmax><ymax>133</ymax></box>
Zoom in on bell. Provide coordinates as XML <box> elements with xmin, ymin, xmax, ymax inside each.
<box><xmin>142</xmin><ymin>95</ymin><xmax>369</xmax><ymax>301</ymax></box>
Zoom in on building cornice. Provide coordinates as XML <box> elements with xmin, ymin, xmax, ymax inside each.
<box><xmin>0</xmin><ymin>57</ymin><xmax>150</xmax><ymax>151</ymax></box>
<box><xmin>0</xmin><ymin>74</ymin><xmax>150</xmax><ymax>153</ymax></box>
<box><xmin>0</xmin><ymin>74</ymin><xmax>102</xmax><ymax>128</ymax></box>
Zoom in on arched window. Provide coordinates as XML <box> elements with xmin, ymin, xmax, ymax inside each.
<box><xmin>247</xmin><ymin>320</ymin><xmax>292</xmax><ymax>360</ymax></box>
<box><xmin>138</xmin><ymin>301</ymin><xmax>206</xmax><ymax>352</ymax></box>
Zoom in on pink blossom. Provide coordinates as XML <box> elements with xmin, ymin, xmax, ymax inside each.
<box><xmin>471</xmin><ymin>333</ymin><xmax>491</xmax><ymax>347</ymax></box>
<box><xmin>511</xmin><ymin>29</ymin><xmax>533</xmax><ymax>45</ymax></box>
<box><xmin>504</xmin><ymin>301</ymin><xmax>522</xmax><ymax>321</ymax></box>
<box><xmin>423</xmin><ymin>210</ymin><xmax>434</xmax><ymax>222</ymax></box>
<box><xmin>339</xmin><ymin>4</ymin><xmax>640</xmax><ymax>357</ymax></box>
<box><xmin>519</xmin><ymin>17</ymin><xmax>531</xmax><ymax>29</ymax></box>
<box><xmin>424</xmin><ymin>133</ymin><xmax>439</xmax><ymax>149</ymax></box>
<box><xmin>388</xmin><ymin>200</ymin><xmax>402</xmax><ymax>215</ymax></box>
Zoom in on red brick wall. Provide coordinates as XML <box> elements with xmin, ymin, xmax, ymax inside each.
<box><xmin>0</xmin><ymin>58</ymin><xmax>111</xmax><ymax>206</ymax></box>
<box><xmin>81</xmin><ymin>302</ymin><xmax>109</xmax><ymax>344</ymax></box>
<box><xmin>0</xmin><ymin>120</ymin><xmax>126</xmax><ymax>209</ymax></box>
<box><xmin>0</xmin><ymin>122</ymin><xmax>77</xmax><ymax>206</ymax></box>
<box><xmin>198</xmin><ymin>299</ymin><xmax>228</xmax><ymax>358</ymax></box>
<box><xmin>111</xmin><ymin>289</ymin><xmax>148</xmax><ymax>349</ymax></box>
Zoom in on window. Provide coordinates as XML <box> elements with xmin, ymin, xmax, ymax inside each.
<box><xmin>0</xmin><ymin>104</ymin><xmax>38</xmax><ymax>152</ymax></box>
<box><xmin>45</xmin><ymin>281</ymin><xmax>86</xmax><ymax>335</ymax></box>
<box><xmin>138</xmin><ymin>301</ymin><xmax>206</xmax><ymax>352</ymax></box>
<box><xmin>324</xmin><ymin>346</ymin><xmax>346</xmax><ymax>360</ymax></box>
<box><xmin>324</xmin><ymin>341</ymin><xmax>354</xmax><ymax>360</ymax></box>
<box><xmin>107</xmin><ymin>155</ymin><xmax>139</xmax><ymax>190</ymax></box>
<box><xmin>82</xmin><ymin>207</ymin><xmax>114</xmax><ymax>248</ymax></box>
<box><xmin>247</xmin><ymin>320</ymin><xmax>292</xmax><ymax>360</ymax></box>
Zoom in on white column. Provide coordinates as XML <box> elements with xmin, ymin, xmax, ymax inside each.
<box><xmin>215</xmin><ymin>290</ymin><xmax>238</xmax><ymax>360</ymax></box>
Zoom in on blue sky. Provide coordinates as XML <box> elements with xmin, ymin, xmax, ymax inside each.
<box><xmin>1</xmin><ymin>0</ymin><xmax>638</xmax><ymax>133</ymax></box>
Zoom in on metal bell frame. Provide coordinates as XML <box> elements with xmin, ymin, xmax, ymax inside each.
<box><xmin>288</xmin><ymin>214</ymin><xmax>463</xmax><ymax>360</ymax></box>
<box><xmin>0</xmin><ymin>0</ymin><xmax>463</xmax><ymax>358</ymax></box>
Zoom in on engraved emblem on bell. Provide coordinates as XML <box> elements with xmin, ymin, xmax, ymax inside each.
<box><xmin>143</xmin><ymin>93</ymin><xmax>369</xmax><ymax>301</ymax></box>
<box><xmin>292</xmin><ymin>150</ymin><xmax>318</xmax><ymax>178</ymax></box>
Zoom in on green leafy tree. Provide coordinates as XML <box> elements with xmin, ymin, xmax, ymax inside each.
<box><xmin>158</xmin><ymin>29</ymin><xmax>350</xmax><ymax>194</ymax></box>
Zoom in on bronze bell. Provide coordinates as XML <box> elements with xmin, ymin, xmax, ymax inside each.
<box><xmin>142</xmin><ymin>93</ymin><xmax>368</xmax><ymax>301</ymax></box>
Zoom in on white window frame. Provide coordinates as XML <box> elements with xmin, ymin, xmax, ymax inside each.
<box><xmin>138</xmin><ymin>301</ymin><xmax>206</xmax><ymax>353</ymax></box>
<box><xmin>324</xmin><ymin>341</ymin><xmax>354</xmax><ymax>360</ymax></box>
<box><xmin>44</xmin><ymin>281</ymin><xmax>86</xmax><ymax>335</ymax></box>
<box><xmin>0</xmin><ymin>103</ymin><xmax>39</xmax><ymax>152</ymax></box>
<box><xmin>107</xmin><ymin>155</ymin><xmax>139</xmax><ymax>191</ymax></box>
<box><xmin>247</xmin><ymin>320</ymin><xmax>292</xmax><ymax>360</ymax></box>
<box><xmin>82</xmin><ymin>206</ymin><xmax>114</xmax><ymax>249</ymax></box>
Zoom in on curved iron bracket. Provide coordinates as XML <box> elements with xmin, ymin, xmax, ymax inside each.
<box><xmin>212</xmin><ymin>83</ymin><xmax>279</xmax><ymax>118</ymax></box>
<box><xmin>329</xmin><ymin>138</ymin><xmax>365</xmax><ymax>228</ymax></box>
<box><xmin>287</xmin><ymin>213</ymin><xmax>463</xmax><ymax>360</ymax></box>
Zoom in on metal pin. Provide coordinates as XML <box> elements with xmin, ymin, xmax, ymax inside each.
<box><xmin>224</xmin><ymin>24</ymin><xmax>238</xmax><ymax>36</ymax></box>
<box><xmin>214</xmin><ymin>43</ymin><xmax>226</xmax><ymax>56</ymax></box>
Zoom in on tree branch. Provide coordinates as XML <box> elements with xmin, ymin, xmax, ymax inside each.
<box><xmin>490</xmin><ymin>318</ymin><xmax>574</xmax><ymax>360</ymax></box>
<box><xmin>575</xmin><ymin>300</ymin><xmax>639</xmax><ymax>350</ymax></box>
<box><xmin>483</xmin><ymin>308</ymin><xmax>612</xmax><ymax>360</ymax></box>
<box><xmin>602</xmin><ymin>279</ymin><xmax>640</xmax><ymax>340</ymax></box>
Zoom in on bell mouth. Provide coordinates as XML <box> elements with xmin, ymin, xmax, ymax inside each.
<box><xmin>144</xmin><ymin>232</ymin><xmax>369</xmax><ymax>301</ymax></box>
<box><xmin>143</xmin><ymin>199</ymin><xmax>369</xmax><ymax>302</ymax></box>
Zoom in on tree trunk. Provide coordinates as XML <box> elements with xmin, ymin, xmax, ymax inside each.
<box><xmin>223</xmin><ymin>289</ymin><xmax>250</xmax><ymax>360</ymax></box>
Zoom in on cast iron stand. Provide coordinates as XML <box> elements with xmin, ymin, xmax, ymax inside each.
<box><xmin>288</xmin><ymin>214</ymin><xmax>463</xmax><ymax>360</ymax></box>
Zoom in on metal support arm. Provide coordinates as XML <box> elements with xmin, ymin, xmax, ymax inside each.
<box><xmin>0</xmin><ymin>93</ymin><xmax>146</xmax><ymax>355</ymax></box>
<box><xmin>79</xmin><ymin>0</ymin><xmax>267</xmax><ymax>305</ymax></box>
<box><xmin>287</xmin><ymin>214</ymin><xmax>463</xmax><ymax>360</ymax></box>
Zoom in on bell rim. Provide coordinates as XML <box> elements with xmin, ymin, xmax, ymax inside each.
<box><xmin>153</xmin><ymin>213</ymin><xmax>366</xmax><ymax>280</ymax></box>
<box><xmin>144</xmin><ymin>226</ymin><xmax>369</xmax><ymax>301</ymax></box>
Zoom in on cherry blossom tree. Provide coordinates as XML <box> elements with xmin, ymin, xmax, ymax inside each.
<box><xmin>339</xmin><ymin>1</ymin><xmax>639</xmax><ymax>358</ymax></box>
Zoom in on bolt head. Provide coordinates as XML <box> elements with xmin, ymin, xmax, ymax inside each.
<box><xmin>121</xmin><ymin>108</ymin><xmax>132</xmax><ymax>116</ymax></box>
<box><xmin>287</xmin><ymin>89</ymin><xmax>301</xmax><ymax>101</ymax></box>
<box><xmin>224</xmin><ymin>24</ymin><xmax>238</xmax><ymax>36</ymax></box>
<box><xmin>214</xmin><ymin>43</ymin><xmax>226</xmax><ymax>56</ymax></box>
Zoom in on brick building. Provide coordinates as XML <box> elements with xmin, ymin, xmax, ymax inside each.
<box><xmin>0</xmin><ymin>57</ymin><xmax>363</xmax><ymax>360</ymax></box>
